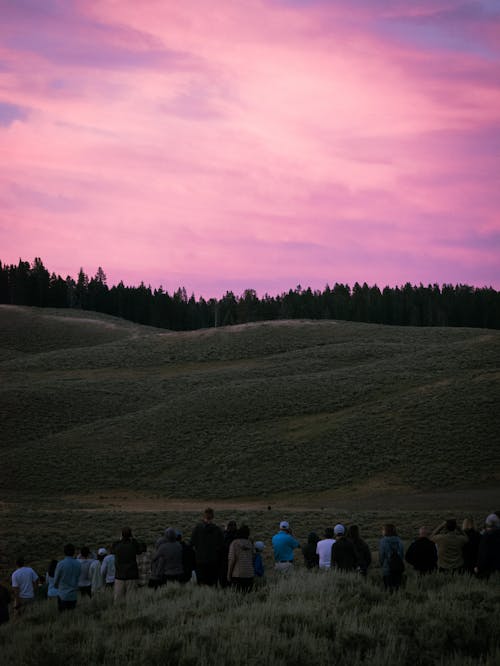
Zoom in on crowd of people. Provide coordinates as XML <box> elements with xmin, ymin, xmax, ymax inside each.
<box><xmin>2</xmin><ymin>509</ymin><xmax>499</xmax><ymax>624</ymax></box>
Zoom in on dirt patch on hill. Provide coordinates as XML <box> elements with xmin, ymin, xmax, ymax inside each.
<box><xmin>64</xmin><ymin>483</ymin><xmax>499</xmax><ymax>514</ymax></box>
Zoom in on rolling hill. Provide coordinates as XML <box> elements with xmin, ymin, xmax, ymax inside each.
<box><xmin>1</xmin><ymin>305</ymin><xmax>499</xmax><ymax>504</ymax></box>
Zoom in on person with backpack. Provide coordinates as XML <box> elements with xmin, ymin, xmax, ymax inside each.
<box><xmin>379</xmin><ymin>524</ymin><xmax>404</xmax><ymax>592</ymax></box>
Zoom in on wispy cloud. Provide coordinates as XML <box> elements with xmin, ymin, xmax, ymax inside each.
<box><xmin>1</xmin><ymin>0</ymin><xmax>499</xmax><ymax>295</ymax></box>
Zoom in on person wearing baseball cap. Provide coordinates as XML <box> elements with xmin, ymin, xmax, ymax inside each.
<box><xmin>272</xmin><ymin>521</ymin><xmax>300</xmax><ymax>573</ymax></box>
<box><xmin>331</xmin><ymin>524</ymin><xmax>358</xmax><ymax>572</ymax></box>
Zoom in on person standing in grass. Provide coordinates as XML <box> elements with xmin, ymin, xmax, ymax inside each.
<box><xmin>54</xmin><ymin>544</ymin><xmax>81</xmax><ymax>612</ymax></box>
<box><xmin>475</xmin><ymin>513</ymin><xmax>500</xmax><ymax>579</ymax></box>
<box><xmin>379</xmin><ymin>524</ymin><xmax>405</xmax><ymax>592</ymax></box>
<box><xmin>177</xmin><ymin>531</ymin><xmax>196</xmax><ymax>584</ymax></box>
<box><xmin>77</xmin><ymin>546</ymin><xmax>94</xmax><ymax>598</ymax></box>
<box><xmin>431</xmin><ymin>519</ymin><xmax>468</xmax><ymax>573</ymax></box>
<box><xmin>191</xmin><ymin>508</ymin><xmax>225</xmax><ymax>586</ymax></box>
<box><xmin>101</xmin><ymin>548</ymin><xmax>116</xmax><ymax>588</ymax></box>
<box><xmin>11</xmin><ymin>557</ymin><xmax>38</xmax><ymax>615</ymax></box>
<box><xmin>152</xmin><ymin>528</ymin><xmax>184</xmax><ymax>585</ymax></box>
<box><xmin>220</xmin><ymin>520</ymin><xmax>238</xmax><ymax>587</ymax></box>
<box><xmin>302</xmin><ymin>532</ymin><xmax>320</xmax><ymax>569</ymax></box>
<box><xmin>46</xmin><ymin>560</ymin><xmax>59</xmax><ymax>601</ymax></box>
<box><xmin>462</xmin><ymin>518</ymin><xmax>481</xmax><ymax>575</ymax></box>
<box><xmin>331</xmin><ymin>524</ymin><xmax>358</xmax><ymax>572</ymax></box>
<box><xmin>254</xmin><ymin>541</ymin><xmax>265</xmax><ymax>578</ymax></box>
<box><xmin>404</xmin><ymin>527</ymin><xmax>437</xmax><ymax>575</ymax></box>
<box><xmin>112</xmin><ymin>527</ymin><xmax>144</xmax><ymax>601</ymax></box>
<box><xmin>347</xmin><ymin>525</ymin><xmax>372</xmax><ymax>576</ymax></box>
<box><xmin>272</xmin><ymin>521</ymin><xmax>300</xmax><ymax>572</ymax></box>
<box><xmin>227</xmin><ymin>525</ymin><xmax>255</xmax><ymax>592</ymax></box>
<box><xmin>89</xmin><ymin>548</ymin><xmax>107</xmax><ymax>594</ymax></box>
<box><xmin>316</xmin><ymin>528</ymin><xmax>335</xmax><ymax>570</ymax></box>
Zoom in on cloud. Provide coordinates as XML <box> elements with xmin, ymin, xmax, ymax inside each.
<box><xmin>1</xmin><ymin>0</ymin><xmax>499</xmax><ymax>295</ymax></box>
<box><xmin>0</xmin><ymin>101</ymin><xmax>28</xmax><ymax>126</ymax></box>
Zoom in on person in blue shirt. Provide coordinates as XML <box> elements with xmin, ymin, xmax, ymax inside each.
<box><xmin>272</xmin><ymin>521</ymin><xmax>300</xmax><ymax>572</ymax></box>
<box><xmin>54</xmin><ymin>544</ymin><xmax>81</xmax><ymax>612</ymax></box>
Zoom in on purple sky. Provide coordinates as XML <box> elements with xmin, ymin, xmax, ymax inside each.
<box><xmin>1</xmin><ymin>0</ymin><xmax>499</xmax><ymax>296</ymax></box>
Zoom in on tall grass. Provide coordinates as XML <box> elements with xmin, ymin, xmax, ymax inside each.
<box><xmin>1</xmin><ymin>570</ymin><xmax>499</xmax><ymax>665</ymax></box>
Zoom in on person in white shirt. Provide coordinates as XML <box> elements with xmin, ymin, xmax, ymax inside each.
<box><xmin>316</xmin><ymin>528</ymin><xmax>336</xmax><ymax>569</ymax></box>
<box><xmin>11</xmin><ymin>557</ymin><xmax>38</xmax><ymax>614</ymax></box>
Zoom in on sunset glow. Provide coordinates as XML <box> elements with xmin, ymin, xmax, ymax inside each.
<box><xmin>1</xmin><ymin>0</ymin><xmax>499</xmax><ymax>296</ymax></box>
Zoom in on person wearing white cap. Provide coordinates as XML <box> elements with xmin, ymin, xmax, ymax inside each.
<box><xmin>331</xmin><ymin>524</ymin><xmax>358</xmax><ymax>572</ymax></box>
<box><xmin>272</xmin><ymin>521</ymin><xmax>299</xmax><ymax>572</ymax></box>
<box><xmin>89</xmin><ymin>548</ymin><xmax>107</xmax><ymax>594</ymax></box>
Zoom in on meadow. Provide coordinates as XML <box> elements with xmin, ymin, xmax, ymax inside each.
<box><xmin>0</xmin><ymin>305</ymin><xmax>499</xmax><ymax>663</ymax></box>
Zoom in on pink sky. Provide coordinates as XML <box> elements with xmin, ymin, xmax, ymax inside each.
<box><xmin>1</xmin><ymin>0</ymin><xmax>499</xmax><ymax>296</ymax></box>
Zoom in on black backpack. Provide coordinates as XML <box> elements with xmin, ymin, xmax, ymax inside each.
<box><xmin>388</xmin><ymin>545</ymin><xmax>405</xmax><ymax>574</ymax></box>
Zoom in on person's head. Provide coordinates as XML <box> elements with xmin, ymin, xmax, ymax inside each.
<box><xmin>383</xmin><ymin>524</ymin><xmax>397</xmax><ymax>537</ymax></box>
<box><xmin>237</xmin><ymin>525</ymin><xmax>250</xmax><ymax>539</ymax></box>
<box><xmin>122</xmin><ymin>526</ymin><xmax>132</xmax><ymax>539</ymax></box>
<box><xmin>16</xmin><ymin>556</ymin><xmax>25</xmax><ymax>568</ymax></box>
<box><xmin>334</xmin><ymin>524</ymin><xmax>345</xmax><ymax>538</ymax></box>
<box><xmin>38</xmin><ymin>575</ymin><xmax>46</xmax><ymax>585</ymax></box>
<box><xmin>64</xmin><ymin>544</ymin><xmax>75</xmax><ymax>557</ymax></box>
<box><xmin>462</xmin><ymin>518</ymin><xmax>475</xmax><ymax>531</ymax></box>
<box><xmin>226</xmin><ymin>520</ymin><xmax>237</xmax><ymax>532</ymax></box>
<box><xmin>165</xmin><ymin>528</ymin><xmax>177</xmax><ymax>543</ymax></box>
<box><xmin>347</xmin><ymin>525</ymin><xmax>359</xmax><ymax>541</ymax></box>
<box><xmin>80</xmin><ymin>546</ymin><xmax>90</xmax><ymax>558</ymax></box>
<box><xmin>48</xmin><ymin>559</ymin><xmax>58</xmax><ymax>577</ymax></box>
<box><xmin>279</xmin><ymin>520</ymin><xmax>290</xmax><ymax>532</ymax></box>
<box><xmin>485</xmin><ymin>513</ymin><xmax>500</xmax><ymax>529</ymax></box>
<box><xmin>419</xmin><ymin>526</ymin><xmax>430</xmax><ymax>538</ymax></box>
<box><xmin>254</xmin><ymin>541</ymin><xmax>265</xmax><ymax>552</ymax></box>
<box><xmin>97</xmin><ymin>548</ymin><xmax>107</xmax><ymax>560</ymax></box>
<box><xmin>307</xmin><ymin>532</ymin><xmax>319</xmax><ymax>544</ymax></box>
<box><xmin>204</xmin><ymin>508</ymin><xmax>214</xmax><ymax>523</ymax></box>
<box><xmin>324</xmin><ymin>527</ymin><xmax>334</xmax><ymax>539</ymax></box>
<box><xmin>445</xmin><ymin>519</ymin><xmax>457</xmax><ymax>532</ymax></box>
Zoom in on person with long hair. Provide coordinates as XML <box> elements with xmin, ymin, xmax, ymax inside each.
<box><xmin>379</xmin><ymin>524</ymin><xmax>404</xmax><ymax>592</ymax></box>
<box><xmin>46</xmin><ymin>560</ymin><xmax>59</xmax><ymax>600</ymax></box>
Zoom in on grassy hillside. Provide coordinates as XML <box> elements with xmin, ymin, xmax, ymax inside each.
<box><xmin>1</xmin><ymin>305</ymin><xmax>499</xmax><ymax>502</ymax></box>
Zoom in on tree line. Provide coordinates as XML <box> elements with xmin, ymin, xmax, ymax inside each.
<box><xmin>1</xmin><ymin>257</ymin><xmax>499</xmax><ymax>330</ymax></box>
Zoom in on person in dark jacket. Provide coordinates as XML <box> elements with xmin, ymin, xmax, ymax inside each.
<box><xmin>177</xmin><ymin>531</ymin><xmax>196</xmax><ymax>583</ymax></box>
<box><xmin>112</xmin><ymin>527</ymin><xmax>144</xmax><ymax>601</ymax></box>
<box><xmin>462</xmin><ymin>518</ymin><xmax>481</xmax><ymax>575</ymax></box>
<box><xmin>347</xmin><ymin>525</ymin><xmax>372</xmax><ymax>576</ymax></box>
<box><xmin>476</xmin><ymin>514</ymin><xmax>500</xmax><ymax>579</ymax></box>
<box><xmin>302</xmin><ymin>532</ymin><xmax>320</xmax><ymax>569</ymax></box>
<box><xmin>152</xmin><ymin>528</ymin><xmax>184</xmax><ymax>584</ymax></box>
<box><xmin>405</xmin><ymin>527</ymin><xmax>437</xmax><ymax>575</ymax></box>
<box><xmin>331</xmin><ymin>524</ymin><xmax>357</xmax><ymax>572</ymax></box>
<box><xmin>190</xmin><ymin>508</ymin><xmax>224</xmax><ymax>586</ymax></box>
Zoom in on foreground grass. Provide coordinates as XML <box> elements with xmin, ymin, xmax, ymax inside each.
<box><xmin>2</xmin><ymin>570</ymin><xmax>499</xmax><ymax>665</ymax></box>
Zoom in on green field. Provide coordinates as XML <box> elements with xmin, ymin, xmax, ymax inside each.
<box><xmin>1</xmin><ymin>305</ymin><xmax>499</xmax><ymax>664</ymax></box>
